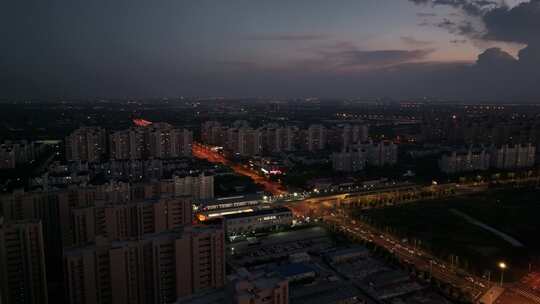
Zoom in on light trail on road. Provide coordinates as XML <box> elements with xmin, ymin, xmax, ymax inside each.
<box><xmin>192</xmin><ymin>142</ymin><xmax>287</xmax><ymax>195</ymax></box>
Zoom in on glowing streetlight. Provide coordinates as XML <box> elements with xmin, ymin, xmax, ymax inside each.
<box><xmin>498</xmin><ymin>262</ymin><xmax>507</xmax><ymax>286</ymax></box>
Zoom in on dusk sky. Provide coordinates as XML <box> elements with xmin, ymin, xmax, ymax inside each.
<box><xmin>1</xmin><ymin>0</ymin><xmax>539</xmax><ymax>100</ymax></box>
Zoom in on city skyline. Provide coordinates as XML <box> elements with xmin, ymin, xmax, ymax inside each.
<box><xmin>2</xmin><ymin>100</ymin><xmax>540</xmax><ymax>303</ymax></box>
<box><xmin>3</xmin><ymin>2</ymin><xmax>540</xmax><ymax>303</ymax></box>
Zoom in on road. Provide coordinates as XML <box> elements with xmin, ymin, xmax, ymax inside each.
<box><xmin>194</xmin><ymin>141</ymin><xmax>540</xmax><ymax>303</ymax></box>
<box><xmin>192</xmin><ymin>142</ymin><xmax>287</xmax><ymax>195</ymax></box>
<box><xmin>323</xmin><ymin>213</ymin><xmax>489</xmax><ymax>300</ymax></box>
<box><xmin>297</xmin><ymin>206</ymin><xmax>540</xmax><ymax>304</ymax></box>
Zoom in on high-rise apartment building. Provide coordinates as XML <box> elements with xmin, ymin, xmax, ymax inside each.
<box><xmin>0</xmin><ymin>219</ymin><xmax>48</xmax><ymax>304</ymax></box>
<box><xmin>64</xmin><ymin>225</ymin><xmax>225</xmax><ymax>304</ymax></box>
<box><xmin>109</xmin><ymin>128</ymin><xmax>146</xmax><ymax>160</ymax></box>
<box><xmin>201</xmin><ymin>121</ymin><xmax>225</xmax><ymax>146</ymax></box>
<box><xmin>262</xmin><ymin>125</ymin><xmax>297</xmax><ymax>153</ymax></box>
<box><xmin>0</xmin><ymin>144</ymin><xmax>16</xmax><ymax>169</ymax></box>
<box><xmin>173</xmin><ymin>173</ymin><xmax>214</xmax><ymax>201</ymax></box>
<box><xmin>331</xmin><ymin>148</ymin><xmax>367</xmax><ymax>172</ymax></box>
<box><xmin>0</xmin><ymin>188</ymin><xmax>96</xmax><ymax>251</ymax></box>
<box><xmin>328</xmin><ymin>124</ymin><xmax>369</xmax><ymax>151</ymax></box>
<box><xmin>0</xmin><ymin>140</ymin><xmax>39</xmax><ymax>169</ymax></box>
<box><xmin>65</xmin><ymin>127</ymin><xmax>107</xmax><ymax>162</ymax></box>
<box><xmin>179</xmin><ymin>225</ymin><xmax>226</xmax><ymax>296</ymax></box>
<box><xmin>305</xmin><ymin>124</ymin><xmax>327</xmax><ymax>152</ymax></box>
<box><xmin>0</xmin><ymin>184</ymin><xmax>215</xmax><ymax>304</ymax></box>
<box><xmin>344</xmin><ymin>124</ymin><xmax>369</xmax><ymax>150</ymax></box>
<box><xmin>70</xmin><ymin>197</ymin><xmax>193</xmax><ymax>246</ymax></box>
<box><xmin>279</xmin><ymin>126</ymin><xmax>297</xmax><ymax>152</ymax></box>
<box><xmin>238</xmin><ymin>127</ymin><xmax>262</xmax><ymax>156</ymax></box>
<box><xmin>147</xmin><ymin>123</ymin><xmax>193</xmax><ymax>159</ymax></box>
<box><xmin>490</xmin><ymin>143</ymin><xmax>536</xmax><ymax>170</ymax></box>
<box><xmin>438</xmin><ymin>147</ymin><xmax>491</xmax><ymax>174</ymax></box>
<box><xmin>361</xmin><ymin>141</ymin><xmax>398</xmax><ymax>167</ymax></box>
<box><xmin>223</xmin><ymin>127</ymin><xmax>262</xmax><ymax>157</ymax></box>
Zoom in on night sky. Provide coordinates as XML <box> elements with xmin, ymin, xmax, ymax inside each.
<box><xmin>1</xmin><ymin>0</ymin><xmax>539</xmax><ymax>100</ymax></box>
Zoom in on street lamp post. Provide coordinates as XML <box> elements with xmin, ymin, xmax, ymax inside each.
<box><xmin>499</xmin><ymin>262</ymin><xmax>507</xmax><ymax>287</ymax></box>
<box><xmin>429</xmin><ymin>260</ymin><xmax>433</xmax><ymax>281</ymax></box>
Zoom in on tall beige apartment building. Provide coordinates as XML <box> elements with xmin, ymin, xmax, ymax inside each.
<box><xmin>64</xmin><ymin>225</ymin><xmax>225</xmax><ymax>304</ymax></box>
<box><xmin>0</xmin><ymin>219</ymin><xmax>48</xmax><ymax>304</ymax></box>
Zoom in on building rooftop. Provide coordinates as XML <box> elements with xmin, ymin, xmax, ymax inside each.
<box><xmin>274</xmin><ymin>263</ymin><xmax>315</xmax><ymax>278</ymax></box>
<box><xmin>367</xmin><ymin>270</ymin><xmax>410</xmax><ymax>289</ymax></box>
<box><xmin>198</xmin><ymin>193</ymin><xmax>263</xmax><ymax>206</ymax></box>
<box><xmin>224</xmin><ymin>206</ymin><xmax>291</xmax><ymax>220</ymax></box>
<box><xmin>63</xmin><ymin>224</ymin><xmax>221</xmax><ymax>256</ymax></box>
<box><xmin>290</xmin><ymin>281</ymin><xmax>364</xmax><ymax>304</ymax></box>
<box><xmin>326</xmin><ymin>247</ymin><xmax>369</xmax><ymax>261</ymax></box>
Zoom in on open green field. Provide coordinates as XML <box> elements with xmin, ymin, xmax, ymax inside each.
<box><xmin>356</xmin><ymin>188</ymin><xmax>540</xmax><ymax>281</ymax></box>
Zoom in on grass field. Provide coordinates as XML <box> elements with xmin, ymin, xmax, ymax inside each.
<box><xmin>356</xmin><ymin>188</ymin><xmax>540</xmax><ymax>281</ymax></box>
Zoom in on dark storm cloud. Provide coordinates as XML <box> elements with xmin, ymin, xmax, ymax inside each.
<box><xmin>409</xmin><ymin>0</ymin><xmax>498</xmax><ymax>15</ymax></box>
<box><xmin>411</xmin><ymin>0</ymin><xmax>540</xmax><ymax>46</ymax></box>
<box><xmin>407</xmin><ymin>0</ymin><xmax>540</xmax><ymax>101</ymax></box>
<box><xmin>476</xmin><ymin>47</ymin><xmax>516</xmax><ymax>66</ymax></box>
<box><xmin>482</xmin><ymin>0</ymin><xmax>540</xmax><ymax>44</ymax></box>
<box><xmin>478</xmin><ymin>1</ymin><xmax>540</xmax><ymax>73</ymax></box>
<box><xmin>312</xmin><ymin>47</ymin><xmax>538</xmax><ymax>101</ymax></box>
<box><xmin>417</xmin><ymin>12</ymin><xmax>438</xmax><ymax>17</ymax></box>
<box><xmin>420</xmin><ymin>17</ymin><xmax>481</xmax><ymax>39</ymax></box>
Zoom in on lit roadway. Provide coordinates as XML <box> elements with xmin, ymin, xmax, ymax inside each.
<box><xmin>291</xmin><ymin>200</ymin><xmax>540</xmax><ymax>304</ymax></box>
<box><xmin>287</xmin><ymin>188</ymin><xmax>540</xmax><ymax>303</ymax></box>
<box><xmin>194</xmin><ymin>142</ymin><xmax>540</xmax><ymax>303</ymax></box>
<box><xmin>326</xmin><ymin>213</ymin><xmax>489</xmax><ymax>301</ymax></box>
<box><xmin>192</xmin><ymin>142</ymin><xmax>287</xmax><ymax>195</ymax></box>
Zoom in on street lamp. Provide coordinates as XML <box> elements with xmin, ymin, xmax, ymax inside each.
<box><xmin>498</xmin><ymin>262</ymin><xmax>507</xmax><ymax>286</ymax></box>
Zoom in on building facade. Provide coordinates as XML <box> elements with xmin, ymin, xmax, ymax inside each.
<box><xmin>147</xmin><ymin>123</ymin><xmax>193</xmax><ymax>159</ymax></box>
<box><xmin>438</xmin><ymin>148</ymin><xmax>491</xmax><ymax>174</ymax></box>
<box><xmin>305</xmin><ymin>124</ymin><xmax>327</xmax><ymax>152</ymax></box>
<box><xmin>70</xmin><ymin>197</ymin><xmax>193</xmax><ymax>246</ymax></box>
<box><xmin>65</xmin><ymin>127</ymin><xmax>107</xmax><ymax>162</ymax></box>
<box><xmin>0</xmin><ymin>140</ymin><xmax>39</xmax><ymax>169</ymax></box>
<box><xmin>224</xmin><ymin>207</ymin><xmax>293</xmax><ymax>236</ymax></box>
<box><xmin>64</xmin><ymin>225</ymin><xmax>225</xmax><ymax>304</ymax></box>
<box><xmin>173</xmin><ymin>173</ymin><xmax>214</xmax><ymax>201</ymax></box>
<box><xmin>229</xmin><ymin>269</ymin><xmax>288</xmax><ymax>304</ymax></box>
<box><xmin>0</xmin><ymin>219</ymin><xmax>48</xmax><ymax>304</ymax></box>
<box><xmin>362</xmin><ymin>141</ymin><xmax>398</xmax><ymax>167</ymax></box>
<box><xmin>331</xmin><ymin>148</ymin><xmax>367</xmax><ymax>172</ymax></box>
<box><xmin>109</xmin><ymin>128</ymin><xmax>146</xmax><ymax>160</ymax></box>
<box><xmin>490</xmin><ymin>143</ymin><xmax>536</xmax><ymax>170</ymax></box>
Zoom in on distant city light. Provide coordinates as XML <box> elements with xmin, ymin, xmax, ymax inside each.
<box><xmin>133</xmin><ymin>118</ymin><xmax>153</xmax><ymax>127</ymax></box>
